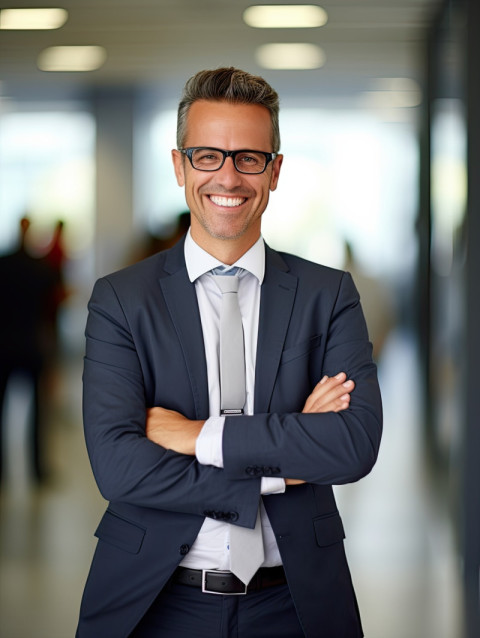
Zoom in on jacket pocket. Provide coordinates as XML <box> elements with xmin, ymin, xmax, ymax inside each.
<box><xmin>313</xmin><ymin>511</ymin><xmax>346</xmax><ymax>547</ymax></box>
<box><xmin>280</xmin><ymin>334</ymin><xmax>323</xmax><ymax>365</ymax></box>
<box><xmin>94</xmin><ymin>509</ymin><xmax>146</xmax><ymax>554</ymax></box>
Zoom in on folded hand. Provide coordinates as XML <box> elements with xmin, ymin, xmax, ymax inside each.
<box><xmin>286</xmin><ymin>372</ymin><xmax>354</xmax><ymax>486</ymax></box>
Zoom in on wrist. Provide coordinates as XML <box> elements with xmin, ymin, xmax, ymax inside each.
<box><xmin>186</xmin><ymin>420</ymin><xmax>204</xmax><ymax>455</ymax></box>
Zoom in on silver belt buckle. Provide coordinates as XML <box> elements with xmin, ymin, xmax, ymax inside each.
<box><xmin>201</xmin><ymin>570</ymin><xmax>247</xmax><ymax>595</ymax></box>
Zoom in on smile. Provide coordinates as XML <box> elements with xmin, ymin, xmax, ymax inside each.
<box><xmin>209</xmin><ymin>195</ymin><xmax>246</xmax><ymax>207</ymax></box>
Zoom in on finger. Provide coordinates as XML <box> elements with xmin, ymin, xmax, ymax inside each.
<box><xmin>313</xmin><ymin>372</ymin><xmax>346</xmax><ymax>392</ymax></box>
<box><xmin>331</xmin><ymin>393</ymin><xmax>351</xmax><ymax>412</ymax></box>
<box><xmin>303</xmin><ymin>377</ymin><xmax>355</xmax><ymax>413</ymax></box>
<box><xmin>309</xmin><ymin>377</ymin><xmax>354</xmax><ymax>405</ymax></box>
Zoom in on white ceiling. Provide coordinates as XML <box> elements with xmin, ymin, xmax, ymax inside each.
<box><xmin>0</xmin><ymin>0</ymin><xmax>442</xmax><ymax>104</ymax></box>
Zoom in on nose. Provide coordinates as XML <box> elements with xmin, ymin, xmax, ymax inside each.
<box><xmin>216</xmin><ymin>155</ymin><xmax>243</xmax><ymax>188</ymax></box>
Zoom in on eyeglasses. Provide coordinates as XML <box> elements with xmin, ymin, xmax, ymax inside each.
<box><xmin>179</xmin><ymin>147</ymin><xmax>277</xmax><ymax>174</ymax></box>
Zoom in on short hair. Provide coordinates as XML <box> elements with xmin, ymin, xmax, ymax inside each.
<box><xmin>176</xmin><ymin>67</ymin><xmax>281</xmax><ymax>153</ymax></box>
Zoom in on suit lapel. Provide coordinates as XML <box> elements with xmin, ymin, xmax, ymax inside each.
<box><xmin>254</xmin><ymin>246</ymin><xmax>298</xmax><ymax>413</ymax></box>
<box><xmin>159</xmin><ymin>241</ymin><xmax>210</xmax><ymax>419</ymax></box>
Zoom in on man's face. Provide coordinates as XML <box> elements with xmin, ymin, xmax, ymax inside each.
<box><xmin>172</xmin><ymin>100</ymin><xmax>282</xmax><ymax>257</ymax></box>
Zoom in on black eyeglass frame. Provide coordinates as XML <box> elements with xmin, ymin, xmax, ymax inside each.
<box><xmin>179</xmin><ymin>147</ymin><xmax>277</xmax><ymax>174</ymax></box>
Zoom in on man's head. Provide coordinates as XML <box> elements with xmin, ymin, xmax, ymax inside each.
<box><xmin>172</xmin><ymin>68</ymin><xmax>283</xmax><ymax>263</ymax></box>
<box><xmin>176</xmin><ymin>67</ymin><xmax>281</xmax><ymax>154</ymax></box>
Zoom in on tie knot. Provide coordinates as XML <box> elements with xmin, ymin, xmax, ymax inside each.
<box><xmin>211</xmin><ymin>266</ymin><xmax>241</xmax><ymax>294</ymax></box>
<box><xmin>212</xmin><ymin>273</ymin><xmax>239</xmax><ymax>294</ymax></box>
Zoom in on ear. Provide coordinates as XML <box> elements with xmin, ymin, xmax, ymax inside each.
<box><xmin>269</xmin><ymin>154</ymin><xmax>283</xmax><ymax>192</ymax></box>
<box><xmin>171</xmin><ymin>149</ymin><xmax>185</xmax><ymax>187</ymax></box>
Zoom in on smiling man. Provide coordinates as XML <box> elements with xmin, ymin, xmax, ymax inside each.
<box><xmin>76</xmin><ymin>68</ymin><xmax>382</xmax><ymax>638</ymax></box>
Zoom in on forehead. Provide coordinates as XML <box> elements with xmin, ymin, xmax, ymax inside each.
<box><xmin>184</xmin><ymin>100</ymin><xmax>273</xmax><ymax>150</ymax></box>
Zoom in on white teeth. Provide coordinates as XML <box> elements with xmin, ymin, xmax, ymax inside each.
<box><xmin>210</xmin><ymin>195</ymin><xmax>245</xmax><ymax>207</ymax></box>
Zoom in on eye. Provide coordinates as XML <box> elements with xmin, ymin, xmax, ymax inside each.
<box><xmin>192</xmin><ymin>149</ymin><xmax>223</xmax><ymax>166</ymax></box>
<box><xmin>236</xmin><ymin>152</ymin><xmax>261</xmax><ymax>166</ymax></box>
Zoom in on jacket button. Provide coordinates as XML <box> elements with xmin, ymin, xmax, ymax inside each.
<box><xmin>179</xmin><ymin>544</ymin><xmax>190</xmax><ymax>555</ymax></box>
<box><xmin>228</xmin><ymin>512</ymin><xmax>239</xmax><ymax>522</ymax></box>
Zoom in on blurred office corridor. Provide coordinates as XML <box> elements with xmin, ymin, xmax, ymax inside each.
<box><xmin>0</xmin><ymin>324</ymin><xmax>464</xmax><ymax>638</ymax></box>
<box><xmin>1</xmin><ymin>1</ymin><xmax>479</xmax><ymax>636</ymax></box>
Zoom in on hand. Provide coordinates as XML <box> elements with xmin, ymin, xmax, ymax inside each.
<box><xmin>302</xmin><ymin>372</ymin><xmax>354</xmax><ymax>414</ymax></box>
<box><xmin>286</xmin><ymin>372</ymin><xmax>355</xmax><ymax>486</ymax></box>
<box><xmin>145</xmin><ymin>407</ymin><xmax>204</xmax><ymax>456</ymax></box>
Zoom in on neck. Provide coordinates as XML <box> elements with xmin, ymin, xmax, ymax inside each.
<box><xmin>190</xmin><ymin>230</ymin><xmax>259</xmax><ymax>265</ymax></box>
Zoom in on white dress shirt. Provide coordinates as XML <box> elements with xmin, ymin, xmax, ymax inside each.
<box><xmin>179</xmin><ymin>230</ymin><xmax>285</xmax><ymax>571</ymax></box>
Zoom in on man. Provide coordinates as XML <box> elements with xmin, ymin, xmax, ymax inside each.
<box><xmin>0</xmin><ymin>217</ymin><xmax>56</xmax><ymax>483</ymax></box>
<box><xmin>77</xmin><ymin>68</ymin><xmax>382</xmax><ymax>637</ymax></box>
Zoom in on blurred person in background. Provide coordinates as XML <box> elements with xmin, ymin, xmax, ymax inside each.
<box><xmin>77</xmin><ymin>68</ymin><xmax>382</xmax><ymax>638</ymax></box>
<box><xmin>0</xmin><ymin>216</ymin><xmax>57</xmax><ymax>484</ymax></box>
<box><xmin>43</xmin><ymin>219</ymin><xmax>68</xmax><ymax>333</ymax></box>
<box><xmin>128</xmin><ymin>210</ymin><xmax>191</xmax><ymax>264</ymax></box>
<box><xmin>343</xmin><ymin>241</ymin><xmax>396</xmax><ymax>362</ymax></box>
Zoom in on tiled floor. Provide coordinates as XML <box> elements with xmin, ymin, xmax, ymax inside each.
<box><xmin>0</xmin><ymin>329</ymin><xmax>465</xmax><ymax>638</ymax></box>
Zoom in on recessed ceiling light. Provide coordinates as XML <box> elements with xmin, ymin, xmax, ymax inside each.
<box><xmin>37</xmin><ymin>46</ymin><xmax>107</xmax><ymax>72</ymax></box>
<box><xmin>244</xmin><ymin>5</ymin><xmax>327</xmax><ymax>29</ymax></box>
<box><xmin>256</xmin><ymin>43</ymin><xmax>325</xmax><ymax>70</ymax></box>
<box><xmin>0</xmin><ymin>8</ymin><xmax>68</xmax><ymax>30</ymax></box>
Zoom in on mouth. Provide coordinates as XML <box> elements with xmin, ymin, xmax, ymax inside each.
<box><xmin>208</xmin><ymin>195</ymin><xmax>247</xmax><ymax>208</ymax></box>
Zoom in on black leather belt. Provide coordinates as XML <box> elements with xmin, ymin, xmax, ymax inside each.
<box><xmin>172</xmin><ymin>566</ymin><xmax>287</xmax><ymax>595</ymax></box>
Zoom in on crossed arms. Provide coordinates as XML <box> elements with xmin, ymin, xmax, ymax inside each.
<box><xmin>83</xmin><ymin>268</ymin><xmax>382</xmax><ymax>520</ymax></box>
<box><xmin>146</xmin><ymin>372</ymin><xmax>355</xmax><ymax>485</ymax></box>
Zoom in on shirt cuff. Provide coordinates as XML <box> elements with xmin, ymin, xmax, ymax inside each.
<box><xmin>196</xmin><ymin>419</ymin><xmax>285</xmax><ymax>496</ymax></box>
<box><xmin>261</xmin><ymin>477</ymin><xmax>286</xmax><ymax>495</ymax></box>
<box><xmin>196</xmin><ymin>416</ymin><xmax>225</xmax><ymax>468</ymax></box>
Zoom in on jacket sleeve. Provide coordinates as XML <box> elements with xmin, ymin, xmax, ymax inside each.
<box><xmin>83</xmin><ymin>276</ymin><xmax>261</xmax><ymax>529</ymax></box>
<box><xmin>222</xmin><ymin>272</ymin><xmax>383</xmax><ymax>485</ymax></box>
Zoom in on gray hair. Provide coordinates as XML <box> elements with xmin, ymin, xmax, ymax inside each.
<box><xmin>176</xmin><ymin>67</ymin><xmax>281</xmax><ymax>153</ymax></box>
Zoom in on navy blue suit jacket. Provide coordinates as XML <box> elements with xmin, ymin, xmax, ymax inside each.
<box><xmin>77</xmin><ymin>238</ymin><xmax>382</xmax><ymax>637</ymax></box>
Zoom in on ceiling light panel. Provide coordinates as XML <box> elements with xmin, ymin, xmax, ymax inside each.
<box><xmin>244</xmin><ymin>5</ymin><xmax>327</xmax><ymax>28</ymax></box>
<box><xmin>0</xmin><ymin>8</ymin><xmax>68</xmax><ymax>30</ymax></box>
<box><xmin>37</xmin><ymin>46</ymin><xmax>107</xmax><ymax>72</ymax></box>
<box><xmin>256</xmin><ymin>43</ymin><xmax>325</xmax><ymax>70</ymax></box>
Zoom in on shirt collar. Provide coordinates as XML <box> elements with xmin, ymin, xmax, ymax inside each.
<box><xmin>184</xmin><ymin>229</ymin><xmax>265</xmax><ymax>285</ymax></box>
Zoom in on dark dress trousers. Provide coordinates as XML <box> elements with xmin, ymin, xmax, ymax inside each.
<box><xmin>76</xmin><ymin>237</ymin><xmax>382</xmax><ymax>638</ymax></box>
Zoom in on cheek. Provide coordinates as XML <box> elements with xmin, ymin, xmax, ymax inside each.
<box><xmin>258</xmin><ymin>183</ymin><xmax>272</xmax><ymax>204</ymax></box>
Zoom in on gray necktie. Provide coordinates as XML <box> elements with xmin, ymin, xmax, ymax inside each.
<box><xmin>211</xmin><ymin>267</ymin><xmax>265</xmax><ymax>585</ymax></box>
<box><xmin>211</xmin><ymin>268</ymin><xmax>246</xmax><ymax>416</ymax></box>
